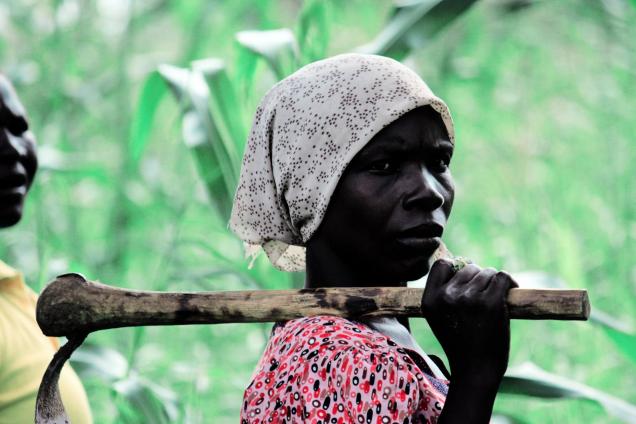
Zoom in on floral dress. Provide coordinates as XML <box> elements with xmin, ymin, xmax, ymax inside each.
<box><xmin>241</xmin><ymin>316</ymin><xmax>448</xmax><ymax>424</ymax></box>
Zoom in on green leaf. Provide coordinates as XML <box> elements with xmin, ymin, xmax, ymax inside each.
<box><xmin>297</xmin><ymin>0</ymin><xmax>331</xmax><ymax>63</ymax></box>
<box><xmin>501</xmin><ymin>362</ymin><xmax>636</xmax><ymax>422</ymax></box>
<box><xmin>235</xmin><ymin>41</ymin><xmax>260</xmax><ymax>97</ymax></box>
<box><xmin>513</xmin><ymin>271</ymin><xmax>636</xmax><ymax>363</ymax></box>
<box><xmin>235</xmin><ymin>28</ymin><xmax>300</xmax><ymax>80</ymax></box>
<box><xmin>491</xmin><ymin>414</ymin><xmax>529</xmax><ymax>424</ymax></box>
<box><xmin>169</xmin><ymin>0</ymin><xmax>206</xmax><ymax>30</ymax></box>
<box><xmin>114</xmin><ymin>375</ymin><xmax>180</xmax><ymax>424</ymax></box>
<box><xmin>603</xmin><ymin>326</ymin><xmax>636</xmax><ymax>367</ymax></box>
<box><xmin>156</xmin><ymin>64</ymin><xmax>194</xmax><ymax>108</ymax></box>
<box><xmin>181</xmin><ymin>107</ymin><xmax>234</xmax><ymax>220</ymax></box>
<box><xmin>71</xmin><ymin>344</ymin><xmax>179</xmax><ymax>423</ymax></box>
<box><xmin>358</xmin><ymin>0</ymin><xmax>478</xmax><ymax>60</ymax></box>
<box><xmin>192</xmin><ymin>58</ymin><xmax>247</xmax><ymax>159</ymax></box>
<box><xmin>158</xmin><ymin>64</ymin><xmax>238</xmax><ymax>220</ymax></box>
<box><xmin>513</xmin><ymin>271</ymin><xmax>633</xmax><ymax>331</ymax></box>
<box><xmin>129</xmin><ymin>71</ymin><xmax>166</xmax><ymax>166</ymax></box>
<box><xmin>70</xmin><ymin>343</ymin><xmax>129</xmax><ymax>382</ymax></box>
<box><xmin>496</xmin><ymin>0</ymin><xmax>536</xmax><ymax>15</ymax></box>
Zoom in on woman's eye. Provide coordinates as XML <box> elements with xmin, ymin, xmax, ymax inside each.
<box><xmin>432</xmin><ymin>156</ymin><xmax>450</xmax><ymax>172</ymax></box>
<box><xmin>369</xmin><ymin>160</ymin><xmax>398</xmax><ymax>173</ymax></box>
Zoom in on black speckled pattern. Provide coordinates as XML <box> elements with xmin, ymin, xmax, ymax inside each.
<box><xmin>229</xmin><ymin>54</ymin><xmax>454</xmax><ymax>271</ymax></box>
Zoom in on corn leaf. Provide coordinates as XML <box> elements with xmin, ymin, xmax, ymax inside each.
<box><xmin>501</xmin><ymin>362</ymin><xmax>636</xmax><ymax>423</ymax></box>
<box><xmin>235</xmin><ymin>28</ymin><xmax>300</xmax><ymax>80</ymax></box>
<box><xmin>114</xmin><ymin>375</ymin><xmax>180</xmax><ymax>424</ymax></box>
<box><xmin>192</xmin><ymin>58</ymin><xmax>247</xmax><ymax>159</ymax></box>
<box><xmin>169</xmin><ymin>0</ymin><xmax>206</xmax><ymax>30</ymax></box>
<box><xmin>158</xmin><ymin>64</ymin><xmax>237</xmax><ymax>220</ymax></box>
<box><xmin>358</xmin><ymin>0</ymin><xmax>478</xmax><ymax>60</ymax></box>
<box><xmin>491</xmin><ymin>415</ymin><xmax>528</xmax><ymax>424</ymax></box>
<box><xmin>514</xmin><ymin>271</ymin><xmax>636</xmax><ymax>364</ymax></box>
<box><xmin>235</xmin><ymin>41</ymin><xmax>260</xmax><ymax>98</ymax></box>
<box><xmin>602</xmin><ymin>326</ymin><xmax>636</xmax><ymax>367</ymax></box>
<box><xmin>71</xmin><ymin>344</ymin><xmax>180</xmax><ymax>424</ymax></box>
<box><xmin>297</xmin><ymin>0</ymin><xmax>331</xmax><ymax>63</ymax></box>
<box><xmin>70</xmin><ymin>343</ymin><xmax>129</xmax><ymax>382</ymax></box>
<box><xmin>129</xmin><ymin>71</ymin><xmax>166</xmax><ymax>166</ymax></box>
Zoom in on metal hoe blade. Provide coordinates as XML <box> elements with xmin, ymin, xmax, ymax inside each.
<box><xmin>35</xmin><ymin>333</ymin><xmax>87</xmax><ymax>424</ymax></box>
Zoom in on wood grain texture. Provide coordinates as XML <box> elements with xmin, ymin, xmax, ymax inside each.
<box><xmin>36</xmin><ymin>273</ymin><xmax>590</xmax><ymax>337</ymax></box>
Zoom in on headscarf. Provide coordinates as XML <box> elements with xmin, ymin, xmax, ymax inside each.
<box><xmin>229</xmin><ymin>53</ymin><xmax>454</xmax><ymax>271</ymax></box>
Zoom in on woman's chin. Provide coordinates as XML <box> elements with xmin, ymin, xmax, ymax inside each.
<box><xmin>402</xmin><ymin>256</ymin><xmax>430</xmax><ymax>281</ymax></box>
<box><xmin>0</xmin><ymin>204</ymin><xmax>24</xmax><ymax>228</ymax></box>
<box><xmin>385</xmin><ymin>255</ymin><xmax>432</xmax><ymax>283</ymax></box>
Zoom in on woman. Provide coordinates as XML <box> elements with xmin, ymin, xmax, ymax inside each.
<box><xmin>231</xmin><ymin>54</ymin><xmax>516</xmax><ymax>423</ymax></box>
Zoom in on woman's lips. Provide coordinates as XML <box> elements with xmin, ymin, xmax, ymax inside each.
<box><xmin>0</xmin><ymin>164</ymin><xmax>28</xmax><ymax>190</ymax></box>
<box><xmin>394</xmin><ymin>236</ymin><xmax>441</xmax><ymax>252</ymax></box>
<box><xmin>0</xmin><ymin>184</ymin><xmax>26</xmax><ymax>196</ymax></box>
<box><xmin>0</xmin><ymin>170</ymin><xmax>28</xmax><ymax>199</ymax></box>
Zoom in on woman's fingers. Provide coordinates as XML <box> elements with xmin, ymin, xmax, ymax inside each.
<box><xmin>443</xmin><ymin>264</ymin><xmax>481</xmax><ymax>296</ymax></box>
<box><xmin>423</xmin><ymin>261</ymin><xmax>515</xmax><ymax>382</ymax></box>
<box><xmin>479</xmin><ymin>271</ymin><xmax>517</xmax><ymax>313</ymax></box>
<box><xmin>425</xmin><ymin>258</ymin><xmax>455</xmax><ymax>291</ymax></box>
<box><xmin>464</xmin><ymin>267</ymin><xmax>497</xmax><ymax>295</ymax></box>
<box><xmin>484</xmin><ymin>271</ymin><xmax>518</xmax><ymax>295</ymax></box>
<box><xmin>422</xmin><ymin>259</ymin><xmax>456</xmax><ymax>316</ymax></box>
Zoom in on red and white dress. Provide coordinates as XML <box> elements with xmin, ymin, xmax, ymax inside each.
<box><xmin>241</xmin><ymin>316</ymin><xmax>449</xmax><ymax>424</ymax></box>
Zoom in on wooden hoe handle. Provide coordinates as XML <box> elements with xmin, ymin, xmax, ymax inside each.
<box><xmin>36</xmin><ymin>273</ymin><xmax>590</xmax><ymax>337</ymax></box>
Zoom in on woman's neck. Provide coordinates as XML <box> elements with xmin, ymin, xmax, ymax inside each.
<box><xmin>304</xmin><ymin>240</ymin><xmax>406</xmax><ymax>289</ymax></box>
<box><xmin>304</xmin><ymin>241</ymin><xmax>411</xmax><ymax>331</ymax></box>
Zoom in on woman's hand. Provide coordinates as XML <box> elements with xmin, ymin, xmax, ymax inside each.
<box><xmin>422</xmin><ymin>258</ymin><xmax>518</xmax><ymax>423</ymax></box>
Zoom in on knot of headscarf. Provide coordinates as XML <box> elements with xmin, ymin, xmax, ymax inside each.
<box><xmin>229</xmin><ymin>53</ymin><xmax>454</xmax><ymax>271</ymax></box>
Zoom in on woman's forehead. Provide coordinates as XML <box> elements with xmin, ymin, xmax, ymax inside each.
<box><xmin>357</xmin><ymin>109</ymin><xmax>451</xmax><ymax>156</ymax></box>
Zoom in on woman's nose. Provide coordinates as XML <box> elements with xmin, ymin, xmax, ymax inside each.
<box><xmin>401</xmin><ymin>165</ymin><xmax>444</xmax><ymax>211</ymax></box>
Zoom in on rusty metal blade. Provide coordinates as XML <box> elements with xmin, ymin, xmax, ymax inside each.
<box><xmin>35</xmin><ymin>333</ymin><xmax>87</xmax><ymax>424</ymax></box>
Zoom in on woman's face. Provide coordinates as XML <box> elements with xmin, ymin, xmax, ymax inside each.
<box><xmin>0</xmin><ymin>76</ymin><xmax>37</xmax><ymax>228</ymax></box>
<box><xmin>313</xmin><ymin>106</ymin><xmax>454</xmax><ymax>283</ymax></box>
<box><xmin>0</xmin><ymin>129</ymin><xmax>37</xmax><ymax>228</ymax></box>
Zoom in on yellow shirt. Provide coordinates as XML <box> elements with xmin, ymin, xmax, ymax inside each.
<box><xmin>0</xmin><ymin>260</ymin><xmax>92</xmax><ymax>424</ymax></box>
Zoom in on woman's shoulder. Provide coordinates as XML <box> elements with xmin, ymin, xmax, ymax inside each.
<box><xmin>243</xmin><ymin>315</ymin><xmax>447</xmax><ymax>423</ymax></box>
<box><xmin>269</xmin><ymin>315</ymin><xmax>395</xmax><ymax>356</ymax></box>
<box><xmin>260</xmin><ymin>315</ymin><xmax>440</xmax><ymax>384</ymax></box>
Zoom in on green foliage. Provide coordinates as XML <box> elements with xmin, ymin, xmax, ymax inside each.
<box><xmin>1</xmin><ymin>0</ymin><xmax>634</xmax><ymax>422</ymax></box>
<box><xmin>501</xmin><ymin>363</ymin><xmax>636</xmax><ymax>422</ymax></box>
<box><xmin>514</xmin><ymin>271</ymin><xmax>636</xmax><ymax>363</ymax></box>
<box><xmin>359</xmin><ymin>0</ymin><xmax>479</xmax><ymax>60</ymax></box>
<box><xmin>158</xmin><ymin>63</ymin><xmax>239</xmax><ymax>220</ymax></box>
<box><xmin>235</xmin><ymin>28</ymin><xmax>300</xmax><ymax>80</ymax></box>
<box><xmin>129</xmin><ymin>71</ymin><xmax>167</xmax><ymax>167</ymax></box>
<box><xmin>71</xmin><ymin>344</ymin><xmax>179</xmax><ymax>423</ymax></box>
<box><xmin>297</xmin><ymin>0</ymin><xmax>331</xmax><ymax>63</ymax></box>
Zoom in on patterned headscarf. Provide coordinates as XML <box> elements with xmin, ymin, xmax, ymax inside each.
<box><xmin>229</xmin><ymin>53</ymin><xmax>454</xmax><ymax>271</ymax></box>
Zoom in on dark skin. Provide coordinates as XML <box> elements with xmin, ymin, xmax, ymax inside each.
<box><xmin>0</xmin><ymin>74</ymin><xmax>37</xmax><ymax>229</ymax></box>
<box><xmin>306</xmin><ymin>106</ymin><xmax>517</xmax><ymax>423</ymax></box>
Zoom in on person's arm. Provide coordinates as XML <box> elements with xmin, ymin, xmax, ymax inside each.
<box><xmin>422</xmin><ymin>259</ymin><xmax>517</xmax><ymax>423</ymax></box>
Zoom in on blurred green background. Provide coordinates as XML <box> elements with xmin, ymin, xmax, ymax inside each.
<box><xmin>0</xmin><ymin>0</ymin><xmax>634</xmax><ymax>422</ymax></box>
